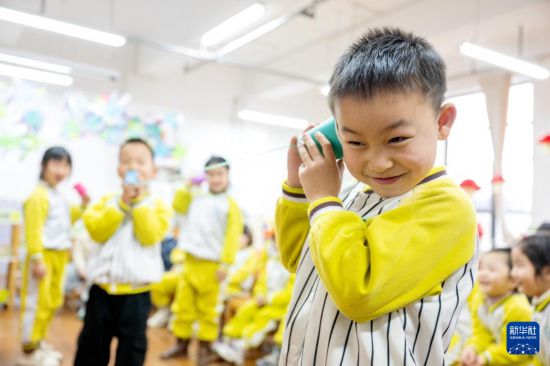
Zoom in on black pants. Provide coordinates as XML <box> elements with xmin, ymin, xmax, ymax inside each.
<box><xmin>74</xmin><ymin>285</ymin><xmax>151</xmax><ymax>366</ymax></box>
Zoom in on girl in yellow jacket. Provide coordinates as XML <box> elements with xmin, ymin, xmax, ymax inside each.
<box><xmin>161</xmin><ymin>156</ymin><xmax>243</xmax><ymax>366</ymax></box>
<box><xmin>461</xmin><ymin>249</ymin><xmax>533</xmax><ymax>366</ymax></box>
<box><xmin>18</xmin><ymin>147</ymin><xmax>88</xmax><ymax>366</ymax></box>
<box><xmin>73</xmin><ymin>138</ymin><xmax>171</xmax><ymax>366</ymax></box>
<box><xmin>512</xmin><ymin>234</ymin><xmax>550</xmax><ymax>366</ymax></box>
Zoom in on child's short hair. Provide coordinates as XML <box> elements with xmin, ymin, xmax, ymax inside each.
<box><xmin>328</xmin><ymin>27</ymin><xmax>446</xmax><ymax>112</ymax></box>
<box><xmin>204</xmin><ymin>155</ymin><xmax>229</xmax><ymax>171</ymax></box>
<box><xmin>486</xmin><ymin>248</ymin><xmax>513</xmax><ymax>271</ymax></box>
<box><xmin>120</xmin><ymin>137</ymin><xmax>154</xmax><ymax>159</ymax></box>
<box><xmin>40</xmin><ymin>146</ymin><xmax>72</xmax><ymax>179</ymax></box>
<box><xmin>518</xmin><ymin>234</ymin><xmax>550</xmax><ymax>276</ymax></box>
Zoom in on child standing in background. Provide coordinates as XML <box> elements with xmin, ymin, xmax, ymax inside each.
<box><xmin>161</xmin><ymin>155</ymin><xmax>243</xmax><ymax>366</ymax></box>
<box><xmin>18</xmin><ymin>147</ymin><xmax>89</xmax><ymax>366</ymax></box>
<box><xmin>73</xmin><ymin>138</ymin><xmax>171</xmax><ymax>366</ymax></box>
<box><xmin>461</xmin><ymin>249</ymin><xmax>533</xmax><ymax>365</ymax></box>
<box><xmin>512</xmin><ymin>234</ymin><xmax>550</xmax><ymax>366</ymax></box>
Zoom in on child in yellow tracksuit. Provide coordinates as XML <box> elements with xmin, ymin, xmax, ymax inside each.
<box><xmin>461</xmin><ymin>249</ymin><xmax>533</xmax><ymax>365</ymax></box>
<box><xmin>74</xmin><ymin>138</ymin><xmax>171</xmax><ymax>366</ymax></box>
<box><xmin>222</xmin><ymin>241</ymin><xmax>291</xmax><ymax>339</ymax></box>
<box><xmin>512</xmin><ymin>234</ymin><xmax>550</xmax><ymax>366</ymax></box>
<box><xmin>161</xmin><ymin>156</ymin><xmax>243</xmax><ymax>365</ymax></box>
<box><xmin>18</xmin><ymin>146</ymin><xmax>88</xmax><ymax>366</ymax></box>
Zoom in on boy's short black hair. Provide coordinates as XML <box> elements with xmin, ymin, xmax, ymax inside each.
<box><xmin>518</xmin><ymin>234</ymin><xmax>550</xmax><ymax>276</ymax></box>
<box><xmin>40</xmin><ymin>146</ymin><xmax>72</xmax><ymax>179</ymax></box>
<box><xmin>328</xmin><ymin>27</ymin><xmax>447</xmax><ymax>112</ymax></box>
<box><xmin>204</xmin><ymin>155</ymin><xmax>229</xmax><ymax>171</ymax></box>
<box><xmin>121</xmin><ymin>137</ymin><xmax>155</xmax><ymax>159</ymax></box>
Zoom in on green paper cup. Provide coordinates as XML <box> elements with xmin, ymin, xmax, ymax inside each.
<box><xmin>304</xmin><ymin>117</ymin><xmax>343</xmax><ymax>159</ymax></box>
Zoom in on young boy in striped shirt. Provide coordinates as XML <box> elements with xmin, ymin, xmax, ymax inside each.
<box><xmin>74</xmin><ymin>138</ymin><xmax>171</xmax><ymax>366</ymax></box>
<box><xmin>275</xmin><ymin>27</ymin><xmax>479</xmax><ymax>365</ymax></box>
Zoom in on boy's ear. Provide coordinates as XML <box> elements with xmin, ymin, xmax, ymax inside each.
<box><xmin>437</xmin><ymin>103</ymin><xmax>457</xmax><ymax>140</ymax></box>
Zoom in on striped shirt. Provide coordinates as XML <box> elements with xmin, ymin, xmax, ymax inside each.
<box><xmin>278</xmin><ymin>170</ymin><xmax>478</xmax><ymax>366</ymax></box>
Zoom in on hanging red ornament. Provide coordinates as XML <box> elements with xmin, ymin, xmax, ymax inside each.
<box><xmin>460</xmin><ymin>179</ymin><xmax>481</xmax><ymax>191</ymax></box>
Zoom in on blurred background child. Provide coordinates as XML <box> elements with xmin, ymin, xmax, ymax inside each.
<box><xmin>512</xmin><ymin>234</ymin><xmax>550</xmax><ymax>366</ymax></box>
<box><xmin>461</xmin><ymin>249</ymin><xmax>532</xmax><ymax>365</ymax></box>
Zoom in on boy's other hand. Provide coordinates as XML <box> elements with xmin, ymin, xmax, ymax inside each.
<box><xmin>122</xmin><ymin>184</ymin><xmax>140</xmax><ymax>205</ymax></box>
<box><xmin>287</xmin><ymin>124</ymin><xmax>316</xmax><ymax>188</ymax></box>
<box><xmin>460</xmin><ymin>346</ymin><xmax>478</xmax><ymax>366</ymax></box>
<box><xmin>216</xmin><ymin>267</ymin><xmax>227</xmax><ymax>282</ymax></box>
<box><xmin>297</xmin><ymin>132</ymin><xmax>344</xmax><ymax>202</ymax></box>
<box><xmin>31</xmin><ymin>260</ymin><xmax>47</xmax><ymax>280</ymax></box>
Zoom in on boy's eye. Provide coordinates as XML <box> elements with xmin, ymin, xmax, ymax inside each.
<box><xmin>388</xmin><ymin>136</ymin><xmax>409</xmax><ymax>144</ymax></box>
<box><xmin>347</xmin><ymin>140</ymin><xmax>364</xmax><ymax>146</ymax></box>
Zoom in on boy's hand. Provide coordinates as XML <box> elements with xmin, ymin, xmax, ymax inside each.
<box><xmin>297</xmin><ymin>132</ymin><xmax>344</xmax><ymax>202</ymax></box>
<box><xmin>287</xmin><ymin>124</ymin><xmax>316</xmax><ymax>188</ymax></box>
<box><xmin>31</xmin><ymin>260</ymin><xmax>47</xmax><ymax>280</ymax></box>
<box><xmin>216</xmin><ymin>267</ymin><xmax>227</xmax><ymax>282</ymax></box>
<box><xmin>122</xmin><ymin>184</ymin><xmax>140</xmax><ymax>206</ymax></box>
<box><xmin>460</xmin><ymin>346</ymin><xmax>478</xmax><ymax>366</ymax></box>
<box><xmin>81</xmin><ymin>194</ymin><xmax>90</xmax><ymax>208</ymax></box>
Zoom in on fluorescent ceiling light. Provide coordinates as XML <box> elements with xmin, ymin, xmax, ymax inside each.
<box><xmin>201</xmin><ymin>3</ymin><xmax>266</xmax><ymax>48</ymax></box>
<box><xmin>320</xmin><ymin>85</ymin><xmax>330</xmax><ymax>96</ymax></box>
<box><xmin>0</xmin><ymin>63</ymin><xmax>73</xmax><ymax>86</ymax></box>
<box><xmin>216</xmin><ymin>16</ymin><xmax>287</xmax><ymax>57</ymax></box>
<box><xmin>0</xmin><ymin>52</ymin><xmax>71</xmax><ymax>74</ymax></box>
<box><xmin>238</xmin><ymin>110</ymin><xmax>308</xmax><ymax>129</ymax></box>
<box><xmin>459</xmin><ymin>42</ymin><xmax>549</xmax><ymax>80</ymax></box>
<box><xmin>0</xmin><ymin>6</ymin><xmax>126</xmax><ymax>47</ymax></box>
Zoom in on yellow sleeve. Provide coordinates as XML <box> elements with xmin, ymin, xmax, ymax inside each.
<box><xmin>220</xmin><ymin>197</ymin><xmax>244</xmax><ymax>265</ymax></box>
<box><xmin>83</xmin><ymin>194</ymin><xmax>125</xmax><ymax>244</ymax></box>
<box><xmin>274</xmin><ymin>182</ymin><xmax>310</xmax><ymax>273</ymax></box>
<box><xmin>133</xmin><ymin>199</ymin><xmax>172</xmax><ymax>246</ymax></box>
<box><xmin>227</xmin><ymin>249</ymin><xmax>264</xmax><ymax>295</ymax></box>
<box><xmin>480</xmin><ymin>295</ymin><xmax>533</xmax><ymax>365</ymax></box>
<box><xmin>70</xmin><ymin>205</ymin><xmax>84</xmax><ymax>224</ymax></box>
<box><xmin>173</xmin><ymin>186</ymin><xmax>193</xmax><ymax>214</ymax></box>
<box><xmin>270</xmin><ymin>274</ymin><xmax>296</xmax><ymax>306</ymax></box>
<box><xmin>308</xmin><ymin>178</ymin><xmax>477</xmax><ymax>322</ymax></box>
<box><xmin>23</xmin><ymin>186</ymin><xmax>49</xmax><ymax>259</ymax></box>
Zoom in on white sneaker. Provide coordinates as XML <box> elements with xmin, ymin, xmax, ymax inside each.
<box><xmin>39</xmin><ymin>342</ymin><xmax>63</xmax><ymax>361</ymax></box>
<box><xmin>213</xmin><ymin>341</ymin><xmax>244</xmax><ymax>365</ymax></box>
<box><xmin>147</xmin><ymin>307</ymin><xmax>171</xmax><ymax>328</ymax></box>
<box><xmin>15</xmin><ymin>349</ymin><xmax>60</xmax><ymax>366</ymax></box>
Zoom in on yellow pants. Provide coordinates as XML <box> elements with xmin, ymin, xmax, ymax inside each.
<box><xmin>20</xmin><ymin>250</ymin><xmax>69</xmax><ymax>351</ymax></box>
<box><xmin>223</xmin><ymin>298</ymin><xmax>287</xmax><ymax>341</ymax></box>
<box><xmin>150</xmin><ymin>268</ymin><xmax>181</xmax><ymax>308</ymax></box>
<box><xmin>170</xmin><ymin>255</ymin><xmax>221</xmax><ymax>341</ymax></box>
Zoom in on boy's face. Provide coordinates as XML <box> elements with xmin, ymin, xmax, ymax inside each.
<box><xmin>334</xmin><ymin>92</ymin><xmax>455</xmax><ymax>198</ymax></box>
<box><xmin>118</xmin><ymin>142</ymin><xmax>156</xmax><ymax>183</ymax></box>
<box><xmin>206</xmin><ymin>166</ymin><xmax>229</xmax><ymax>193</ymax></box>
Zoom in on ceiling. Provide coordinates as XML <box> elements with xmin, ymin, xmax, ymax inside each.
<box><xmin>1</xmin><ymin>0</ymin><xmax>549</xmax><ymax>119</ymax></box>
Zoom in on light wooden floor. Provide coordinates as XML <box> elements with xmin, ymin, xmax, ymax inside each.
<box><xmin>0</xmin><ymin>309</ymin><xmax>258</xmax><ymax>366</ymax></box>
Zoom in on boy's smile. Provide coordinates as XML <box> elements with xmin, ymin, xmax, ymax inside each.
<box><xmin>334</xmin><ymin>91</ymin><xmax>455</xmax><ymax>198</ymax></box>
